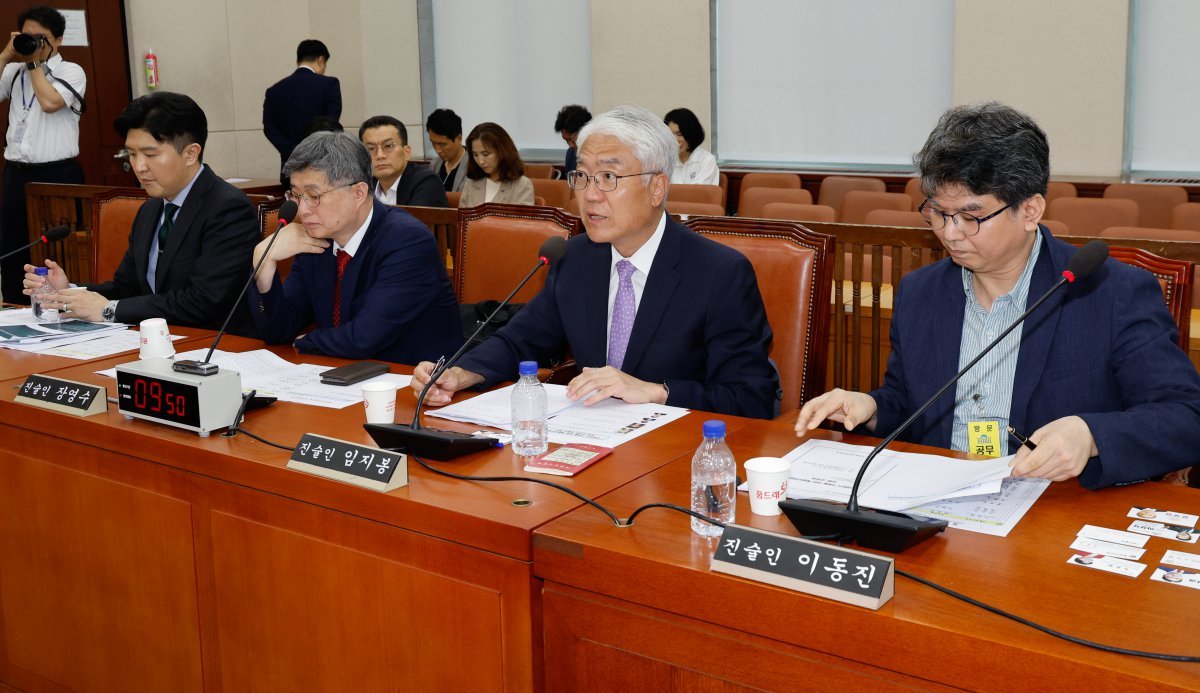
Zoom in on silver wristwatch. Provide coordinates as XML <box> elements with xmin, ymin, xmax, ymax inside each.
<box><xmin>101</xmin><ymin>300</ymin><xmax>118</xmax><ymax>323</ymax></box>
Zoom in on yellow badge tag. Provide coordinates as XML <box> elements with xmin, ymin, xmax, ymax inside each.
<box><xmin>968</xmin><ymin>420</ymin><xmax>1001</xmax><ymax>458</ymax></box>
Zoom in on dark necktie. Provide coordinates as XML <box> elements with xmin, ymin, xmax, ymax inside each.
<box><xmin>157</xmin><ymin>202</ymin><xmax>179</xmax><ymax>250</ymax></box>
<box><xmin>332</xmin><ymin>249</ymin><xmax>352</xmax><ymax>326</ymax></box>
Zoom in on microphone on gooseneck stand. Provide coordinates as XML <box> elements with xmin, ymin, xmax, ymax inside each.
<box><xmin>173</xmin><ymin>199</ymin><xmax>299</xmax><ymax>376</ymax></box>
<box><xmin>365</xmin><ymin>235</ymin><xmax>569</xmax><ymax>461</ymax></box>
<box><xmin>781</xmin><ymin>240</ymin><xmax>1111</xmax><ymax>552</ymax></box>
<box><xmin>0</xmin><ymin>224</ymin><xmax>71</xmax><ymax>262</ymax></box>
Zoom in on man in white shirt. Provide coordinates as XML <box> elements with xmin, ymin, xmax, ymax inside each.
<box><xmin>0</xmin><ymin>5</ymin><xmax>85</xmax><ymax>303</ymax></box>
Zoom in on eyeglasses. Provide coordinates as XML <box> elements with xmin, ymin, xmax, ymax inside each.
<box><xmin>918</xmin><ymin>199</ymin><xmax>1012</xmax><ymax>237</ymax></box>
<box><xmin>566</xmin><ymin>170</ymin><xmax>660</xmax><ymax>192</ymax></box>
<box><xmin>285</xmin><ymin>183</ymin><xmax>356</xmax><ymax>208</ymax></box>
<box><xmin>364</xmin><ymin>140</ymin><xmax>401</xmax><ymax>156</ymax></box>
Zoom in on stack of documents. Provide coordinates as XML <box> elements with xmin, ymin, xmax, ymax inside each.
<box><xmin>0</xmin><ymin>309</ymin><xmax>127</xmax><ymax>350</ymax></box>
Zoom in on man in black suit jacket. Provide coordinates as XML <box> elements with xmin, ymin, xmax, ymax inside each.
<box><xmin>22</xmin><ymin>92</ymin><xmax>261</xmax><ymax>336</ymax></box>
<box><xmin>263</xmin><ymin>40</ymin><xmax>342</xmax><ymax>175</ymax></box>
<box><xmin>359</xmin><ymin>115</ymin><xmax>447</xmax><ymax>207</ymax></box>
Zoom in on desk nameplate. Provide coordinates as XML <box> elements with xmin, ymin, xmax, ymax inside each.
<box><xmin>15</xmin><ymin>373</ymin><xmax>107</xmax><ymax>417</ymax></box>
<box><xmin>287</xmin><ymin>433</ymin><xmax>408</xmax><ymax>493</ymax></box>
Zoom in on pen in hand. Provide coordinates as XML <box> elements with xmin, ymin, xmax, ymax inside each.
<box><xmin>1007</xmin><ymin>425</ymin><xmax>1037</xmax><ymax>451</ymax></box>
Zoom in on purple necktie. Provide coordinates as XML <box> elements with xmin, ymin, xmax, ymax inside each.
<box><xmin>608</xmin><ymin>259</ymin><xmax>636</xmax><ymax>368</ymax></box>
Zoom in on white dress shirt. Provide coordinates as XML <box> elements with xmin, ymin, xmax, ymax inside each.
<box><xmin>0</xmin><ymin>54</ymin><xmax>86</xmax><ymax>163</ymax></box>
<box><xmin>605</xmin><ymin>212</ymin><xmax>667</xmax><ymax>348</ymax></box>
<box><xmin>669</xmin><ymin>146</ymin><xmax>719</xmax><ymax>186</ymax></box>
<box><xmin>374</xmin><ymin>176</ymin><xmax>400</xmax><ymax>206</ymax></box>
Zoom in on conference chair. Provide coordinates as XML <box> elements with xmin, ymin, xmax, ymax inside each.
<box><xmin>864</xmin><ymin>209</ymin><xmax>925</xmax><ymax>227</ymax></box>
<box><xmin>1046</xmin><ymin>198</ymin><xmax>1139</xmax><ymax>236</ymax></box>
<box><xmin>1099</xmin><ymin>226</ymin><xmax>1200</xmax><ymax>311</ymax></box>
<box><xmin>839</xmin><ymin>191</ymin><xmax>913</xmax><ymax>225</ymax></box>
<box><xmin>738</xmin><ymin>172</ymin><xmax>802</xmax><ymax>212</ymax></box>
<box><xmin>446</xmin><ymin>191</ymin><xmax>461</xmax><ymax>208</ymax></box>
<box><xmin>903</xmin><ymin>177</ymin><xmax>925</xmax><ymax>208</ymax></box>
<box><xmin>91</xmin><ymin>190</ymin><xmax>148</xmax><ymax>282</ymax></box>
<box><xmin>1110</xmin><ymin>244</ymin><xmax>1194</xmax><ymax>350</ymax></box>
<box><xmin>669</xmin><ymin>184</ymin><xmax>724</xmax><ymax>207</ymax></box>
<box><xmin>534</xmin><ymin>196</ymin><xmax>546</xmax><ymax>207</ymax></box>
<box><xmin>253</xmin><ymin>195</ymin><xmax>288</xmax><ymax>280</ymax></box>
<box><xmin>665</xmin><ymin>201</ymin><xmax>726</xmax><ymax>217</ymax></box>
<box><xmin>1104</xmin><ymin>183</ymin><xmax>1188</xmax><ymax>230</ymax></box>
<box><xmin>524</xmin><ymin>163</ymin><xmax>557</xmax><ymax>179</ymax></box>
<box><xmin>530</xmin><ymin>178</ymin><xmax>572</xmax><ymax>210</ymax></box>
<box><xmin>816</xmin><ymin>176</ymin><xmax>885</xmax><ymax>213</ymax></box>
<box><xmin>718</xmin><ymin>172</ymin><xmax>729</xmax><ymax>208</ymax></box>
<box><xmin>455</xmin><ymin>203</ymin><xmax>582</xmax><ymax>305</ymax></box>
<box><xmin>1045</xmin><ymin>181</ymin><xmax>1078</xmax><ymax>205</ymax></box>
<box><xmin>1041</xmin><ymin>219</ymin><xmax>1070</xmax><ymax>235</ymax></box>
<box><xmin>683</xmin><ymin>216</ymin><xmax>835</xmax><ymax>409</ymax></box>
<box><xmin>738</xmin><ymin>188</ymin><xmax>813</xmax><ymax>219</ymax></box>
<box><xmin>760</xmin><ymin>202</ymin><xmax>837</xmax><ymax>223</ymax></box>
<box><xmin>1171</xmin><ymin>202</ymin><xmax>1200</xmax><ymax>231</ymax></box>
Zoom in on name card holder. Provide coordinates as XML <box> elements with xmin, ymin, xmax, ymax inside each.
<box><xmin>15</xmin><ymin>374</ymin><xmax>107</xmax><ymax>417</ymax></box>
<box><xmin>287</xmin><ymin>433</ymin><xmax>408</xmax><ymax>493</ymax></box>
<box><xmin>711</xmin><ymin>524</ymin><xmax>894</xmax><ymax>610</ymax></box>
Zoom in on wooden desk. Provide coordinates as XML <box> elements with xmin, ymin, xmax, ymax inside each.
<box><xmin>534</xmin><ymin>418</ymin><xmax>1200</xmax><ymax>691</ymax></box>
<box><xmin>0</xmin><ymin>335</ymin><xmax>745</xmax><ymax>691</ymax></box>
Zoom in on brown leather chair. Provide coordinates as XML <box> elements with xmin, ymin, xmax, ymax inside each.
<box><xmin>669</xmin><ymin>183</ymin><xmax>723</xmax><ymax>207</ymax></box>
<box><xmin>1045</xmin><ymin>198</ymin><xmax>1139</xmax><ymax>236</ymax></box>
<box><xmin>864</xmin><ymin>209</ymin><xmax>925</xmax><ymax>227</ymax></box>
<box><xmin>91</xmin><ymin>190</ymin><xmax>148</xmax><ymax>281</ymax></box>
<box><xmin>1106</xmin><ymin>244</ymin><xmax>1193</xmax><ymax>350</ymax></box>
<box><xmin>760</xmin><ymin>202</ymin><xmax>837</xmax><ymax>223</ymax></box>
<box><xmin>530</xmin><ymin>178</ymin><xmax>571</xmax><ymax>210</ymax></box>
<box><xmin>1040</xmin><ymin>218</ymin><xmax>1070</xmax><ymax>235</ymax></box>
<box><xmin>718</xmin><ymin>172</ymin><xmax>728</xmax><ymax>207</ymax></box>
<box><xmin>454</xmin><ymin>203</ymin><xmax>582</xmax><ymax>305</ymax></box>
<box><xmin>816</xmin><ymin>176</ymin><xmax>885</xmax><ymax>212</ymax></box>
<box><xmin>1104</xmin><ymin>183</ymin><xmax>1187</xmax><ymax>230</ymax></box>
<box><xmin>252</xmin><ymin>195</ymin><xmax>288</xmax><ymax>281</ymax></box>
<box><xmin>683</xmin><ymin>216</ymin><xmax>835</xmax><ymax>409</ymax></box>
<box><xmin>903</xmin><ymin>177</ymin><xmax>925</xmax><ymax>208</ymax></box>
<box><xmin>738</xmin><ymin>188</ymin><xmax>813</xmax><ymax>218</ymax></box>
<box><xmin>839</xmin><ymin>191</ymin><xmax>913</xmax><ymax>225</ymax></box>
<box><xmin>1099</xmin><ymin>226</ymin><xmax>1200</xmax><ymax>309</ymax></box>
<box><xmin>738</xmin><ymin>172</ymin><xmax>801</xmax><ymax>213</ymax></box>
<box><xmin>1171</xmin><ymin>202</ymin><xmax>1200</xmax><ymax>231</ymax></box>
<box><xmin>446</xmin><ymin>191</ymin><xmax>461</xmax><ymax>208</ymax></box>
<box><xmin>1045</xmin><ymin>181</ymin><xmax>1078</xmax><ymax>205</ymax></box>
<box><xmin>524</xmin><ymin>163</ymin><xmax>557</xmax><ymax>179</ymax></box>
<box><xmin>665</xmin><ymin>201</ymin><xmax>726</xmax><ymax>217</ymax></box>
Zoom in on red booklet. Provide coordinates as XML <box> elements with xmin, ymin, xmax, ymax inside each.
<box><xmin>523</xmin><ymin>443</ymin><xmax>613</xmax><ymax>476</ymax></box>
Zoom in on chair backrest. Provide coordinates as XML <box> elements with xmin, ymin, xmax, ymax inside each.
<box><xmin>1105</xmin><ymin>244</ymin><xmax>1193</xmax><ymax>350</ymax></box>
<box><xmin>761</xmin><ymin>202</ymin><xmax>837</xmax><ymax>223</ymax></box>
<box><xmin>1104</xmin><ymin>183</ymin><xmax>1188</xmax><ymax>230</ymax></box>
<box><xmin>1099</xmin><ymin>227</ymin><xmax>1200</xmax><ymax>318</ymax></box>
<box><xmin>446</xmin><ymin>191</ymin><xmax>461</xmax><ymax>208</ymax></box>
<box><xmin>1046</xmin><ymin>181</ymin><xmax>1078</xmax><ymax>205</ymax></box>
<box><xmin>251</xmin><ymin>195</ymin><xmax>288</xmax><ymax>280</ymax></box>
<box><xmin>839</xmin><ymin>191</ymin><xmax>913</xmax><ymax>225</ymax></box>
<box><xmin>455</xmin><ymin>203</ymin><xmax>582</xmax><ymax>304</ymax></box>
<box><xmin>683</xmin><ymin>217</ymin><xmax>835</xmax><ymax>408</ymax></box>
<box><xmin>738</xmin><ymin>188</ymin><xmax>814</xmax><ymax>218</ymax></box>
<box><xmin>718</xmin><ymin>172</ymin><xmax>729</xmax><ymax>207</ymax></box>
<box><xmin>665</xmin><ymin>200</ymin><xmax>726</xmax><ymax>217</ymax></box>
<box><xmin>739</xmin><ymin>172</ymin><xmax>802</xmax><ymax>211</ymax></box>
<box><xmin>524</xmin><ymin>163</ymin><xmax>557</xmax><ymax>179</ymax></box>
<box><xmin>864</xmin><ymin>209</ymin><xmax>925</xmax><ymax>227</ymax></box>
<box><xmin>91</xmin><ymin>191</ymin><xmax>148</xmax><ymax>281</ymax></box>
<box><xmin>903</xmin><ymin>177</ymin><xmax>925</xmax><ymax>208</ymax></box>
<box><xmin>816</xmin><ymin>176</ymin><xmax>885</xmax><ymax>211</ymax></box>
<box><xmin>1046</xmin><ymin>197</ymin><xmax>1139</xmax><ymax>236</ymax></box>
<box><xmin>1040</xmin><ymin>218</ymin><xmax>1070</xmax><ymax>235</ymax></box>
<box><xmin>1172</xmin><ymin>202</ymin><xmax>1200</xmax><ymax>231</ymax></box>
<box><xmin>669</xmin><ymin>183</ymin><xmax>723</xmax><ymax>206</ymax></box>
<box><xmin>530</xmin><ymin>178</ymin><xmax>571</xmax><ymax>210</ymax></box>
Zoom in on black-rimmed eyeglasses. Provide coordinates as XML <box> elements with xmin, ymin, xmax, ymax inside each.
<box><xmin>918</xmin><ymin>199</ymin><xmax>1012</xmax><ymax>237</ymax></box>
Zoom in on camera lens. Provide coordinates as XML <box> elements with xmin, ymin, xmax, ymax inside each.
<box><xmin>13</xmin><ymin>33</ymin><xmax>40</xmax><ymax>56</ymax></box>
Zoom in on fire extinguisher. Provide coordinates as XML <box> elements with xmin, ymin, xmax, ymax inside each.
<box><xmin>145</xmin><ymin>49</ymin><xmax>159</xmax><ymax>89</ymax></box>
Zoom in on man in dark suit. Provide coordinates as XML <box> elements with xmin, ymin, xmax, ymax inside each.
<box><xmin>263</xmin><ymin>39</ymin><xmax>342</xmax><ymax>177</ymax></box>
<box><xmin>796</xmin><ymin>102</ymin><xmax>1200</xmax><ymax>488</ymax></box>
<box><xmin>359</xmin><ymin>115</ymin><xmax>447</xmax><ymax>207</ymax></box>
<box><xmin>411</xmin><ymin>106</ymin><xmax>780</xmax><ymax>419</ymax></box>
<box><xmin>248</xmin><ymin>131</ymin><xmax>461</xmax><ymax>364</ymax></box>
<box><xmin>23</xmin><ymin>91</ymin><xmax>260</xmax><ymax>335</ymax></box>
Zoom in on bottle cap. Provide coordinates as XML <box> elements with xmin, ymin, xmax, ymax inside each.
<box><xmin>702</xmin><ymin>420</ymin><xmax>725</xmax><ymax>438</ymax></box>
<box><xmin>34</xmin><ymin>267</ymin><xmax>48</xmax><ymax>276</ymax></box>
<box><xmin>518</xmin><ymin>360</ymin><xmax>538</xmax><ymax>376</ymax></box>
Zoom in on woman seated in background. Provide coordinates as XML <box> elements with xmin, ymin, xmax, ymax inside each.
<box><xmin>665</xmin><ymin>107</ymin><xmax>719</xmax><ymax>186</ymax></box>
<box><xmin>459</xmin><ymin>122</ymin><xmax>536</xmax><ymax>207</ymax></box>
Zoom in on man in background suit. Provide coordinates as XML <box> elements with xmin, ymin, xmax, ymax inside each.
<box><xmin>23</xmin><ymin>91</ymin><xmax>260</xmax><ymax>335</ymax></box>
<box><xmin>248</xmin><ymin>131</ymin><xmax>460</xmax><ymax>364</ymax></box>
<box><xmin>359</xmin><ymin>115</ymin><xmax>447</xmax><ymax>207</ymax></box>
<box><xmin>263</xmin><ymin>39</ymin><xmax>341</xmax><ymax>179</ymax></box>
<box><xmin>412</xmin><ymin>105</ymin><xmax>780</xmax><ymax>419</ymax></box>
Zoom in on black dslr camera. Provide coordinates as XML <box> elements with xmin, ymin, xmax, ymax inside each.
<box><xmin>12</xmin><ymin>33</ymin><xmax>45</xmax><ymax>57</ymax></box>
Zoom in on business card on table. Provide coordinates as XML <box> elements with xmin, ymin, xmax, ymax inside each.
<box><xmin>1161</xmin><ymin>550</ymin><xmax>1200</xmax><ymax>571</ymax></box>
<box><xmin>1077</xmin><ymin>524</ymin><xmax>1150</xmax><ymax>548</ymax></box>
<box><xmin>1127</xmin><ymin>520</ymin><xmax>1200</xmax><ymax>544</ymax></box>
<box><xmin>1066</xmin><ymin>552</ymin><xmax>1147</xmax><ymax>578</ymax></box>
<box><xmin>1127</xmin><ymin>506</ymin><xmax>1198</xmax><ymax>528</ymax></box>
<box><xmin>1149</xmin><ymin>565</ymin><xmax>1200</xmax><ymax>589</ymax></box>
<box><xmin>1069</xmin><ymin>537</ymin><xmax>1146</xmax><ymax>561</ymax></box>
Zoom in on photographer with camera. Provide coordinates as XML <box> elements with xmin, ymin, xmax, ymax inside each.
<box><xmin>0</xmin><ymin>5</ymin><xmax>85</xmax><ymax>304</ymax></box>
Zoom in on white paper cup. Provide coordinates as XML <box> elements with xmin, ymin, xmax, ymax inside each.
<box><xmin>361</xmin><ymin>381</ymin><xmax>397</xmax><ymax>424</ymax></box>
<box><xmin>138</xmin><ymin>317</ymin><xmax>174</xmax><ymax>359</ymax></box>
<box><xmin>744</xmin><ymin>456</ymin><xmax>791</xmax><ymax>516</ymax></box>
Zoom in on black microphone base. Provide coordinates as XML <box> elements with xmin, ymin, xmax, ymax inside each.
<box><xmin>780</xmin><ymin>499</ymin><xmax>948</xmax><ymax>553</ymax></box>
<box><xmin>364</xmin><ymin>423</ymin><xmax>498</xmax><ymax>460</ymax></box>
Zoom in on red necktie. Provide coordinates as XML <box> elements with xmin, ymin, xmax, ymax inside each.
<box><xmin>332</xmin><ymin>249</ymin><xmax>352</xmax><ymax>326</ymax></box>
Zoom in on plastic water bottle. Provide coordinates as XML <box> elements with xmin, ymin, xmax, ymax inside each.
<box><xmin>511</xmin><ymin>360</ymin><xmax>548</xmax><ymax>456</ymax></box>
<box><xmin>690</xmin><ymin>420</ymin><xmax>736</xmax><ymax>537</ymax></box>
<box><xmin>32</xmin><ymin>267</ymin><xmax>58</xmax><ymax>323</ymax></box>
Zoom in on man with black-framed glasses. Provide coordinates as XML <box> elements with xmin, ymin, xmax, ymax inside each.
<box><xmin>411</xmin><ymin>105</ymin><xmax>780</xmax><ymax>419</ymax></box>
<box><xmin>797</xmin><ymin>102</ymin><xmax>1200</xmax><ymax>489</ymax></box>
<box><xmin>358</xmin><ymin>115</ymin><xmax>447</xmax><ymax>207</ymax></box>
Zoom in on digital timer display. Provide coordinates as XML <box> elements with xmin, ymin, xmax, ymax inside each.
<box><xmin>115</xmin><ymin>371</ymin><xmax>202</xmax><ymax>428</ymax></box>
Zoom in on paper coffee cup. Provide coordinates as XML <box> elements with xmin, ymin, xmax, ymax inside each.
<box><xmin>744</xmin><ymin>456</ymin><xmax>791</xmax><ymax>516</ymax></box>
<box><xmin>362</xmin><ymin>381</ymin><xmax>397</xmax><ymax>424</ymax></box>
<box><xmin>138</xmin><ymin>317</ymin><xmax>174</xmax><ymax>359</ymax></box>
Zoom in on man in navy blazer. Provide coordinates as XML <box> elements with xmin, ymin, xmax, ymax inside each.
<box><xmin>263</xmin><ymin>40</ymin><xmax>342</xmax><ymax>176</ymax></box>
<box><xmin>248</xmin><ymin>131</ymin><xmax>461</xmax><ymax>365</ymax></box>
<box><xmin>411</xmin><ymin>106</ymin><xmax>780</xmax><ymax>419</ymax></box>
<box><xmin>797</xmin><ymin>103</ymin><xmax>1200</xmax><ymax>488</ymax></box>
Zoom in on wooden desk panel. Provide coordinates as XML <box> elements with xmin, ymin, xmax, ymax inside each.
<box><xmin>534</xmin><ymin>419</ymin><xmax>1200</xmax><ymax>691</ymax></box>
